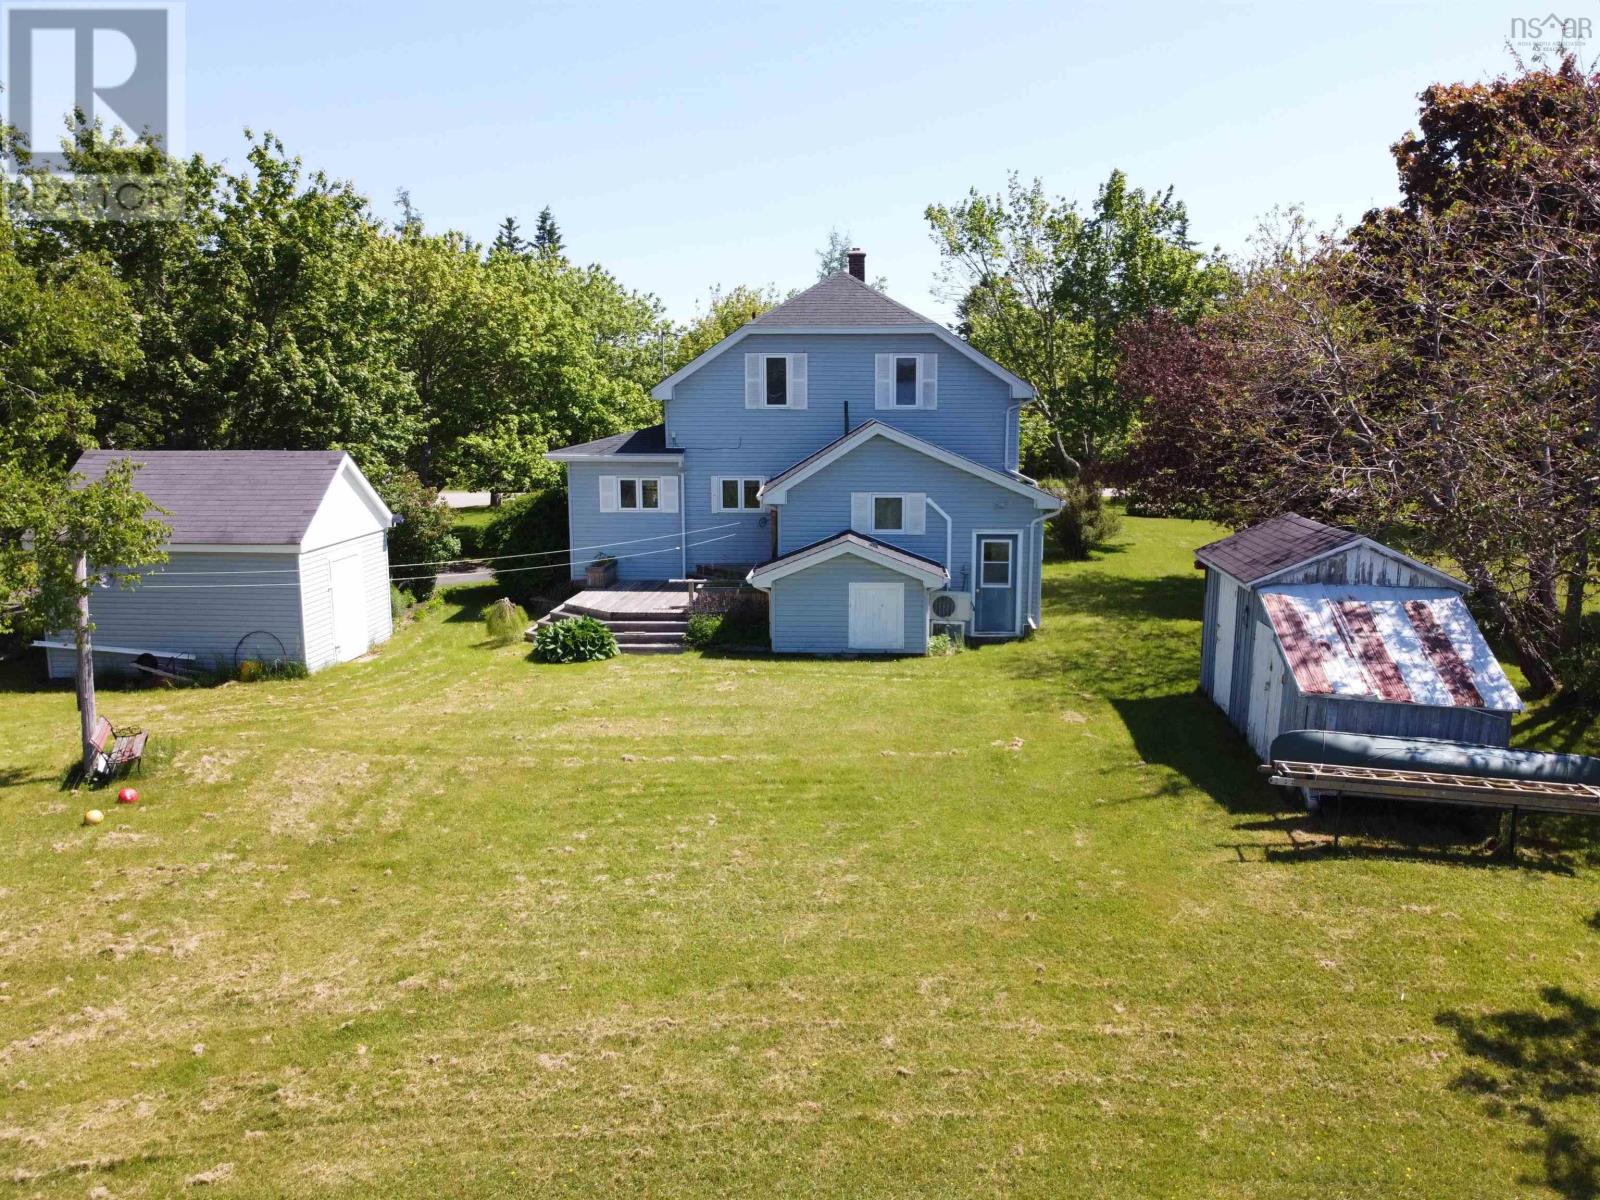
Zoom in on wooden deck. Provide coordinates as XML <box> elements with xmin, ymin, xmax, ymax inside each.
<box><xmin>564</xmin><ymin>582</ymin><xmax>690</xmax><ymax>618</ymax></box>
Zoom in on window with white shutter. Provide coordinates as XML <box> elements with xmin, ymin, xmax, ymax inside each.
<box><xmin>613</xmin><ymin>476</ymin><xmax>672</xmax><ymax>512</ymax></box>
<box><xmin>713</xmin><ymin>476</ymin><xmax>765</xmax><ymax>512</ymax></box>
<box><xmin>847</xmin><ymin>493</ymin><xmax>926</xmax><ymax>536</ymax></box>
<box><xmin>877</xmin><ymin>353</ymin><xmax>935</xmax><ymax>409</ymax></box>
<box><xmin>745</xmin><ymin>354</ymin><xmax>804</xmax><ymax>408</ymax></box>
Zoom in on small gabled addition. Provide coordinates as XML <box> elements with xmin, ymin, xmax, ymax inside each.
<box><xmin>745</xmin><ymin>353</ymin><xmax>808</xmax><ymax>409</ymax></box>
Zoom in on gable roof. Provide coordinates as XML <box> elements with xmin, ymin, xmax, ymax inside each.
<box><xmin>70</xmin><ymin>450</ymin><xmax>382</xmax><ymax>547</ymax></box>
<box><xmin>545</xmin><ymin>423</ymin><xmax>682</xmax><ymax>462</ymax></box>
<box><xmin>746</xmin><ymin>530</ymin><xmax>949</xmax><ymax>590</ymax></box>
<box><xmin>651</xmin><ymin>271</ymin><xmax>1034</xmax><ymax>402</ymax></box>
<box><xmin>1259</xmin><ymin>584</ymin><xmax>1521</xmax><ymax>713</ymax></box>
<box><xmin>759</xmin><ymin>420</ymin><xmax>1061</xmax><ymax>510</ymax></box>
<box><xmin>1195</xmin><ymin>514</ymin><xmax>1363</xmax><ymax>584</ymax></box>
<box><xmin>751</xmin><ymin>271</ymin><xmax>930</xmax><ymax>328</ymax></box>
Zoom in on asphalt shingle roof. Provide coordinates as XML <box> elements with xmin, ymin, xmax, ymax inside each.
<box><xmin>1194</xmin><ymin>513</ymin><xmax>1362</xmax><ymax>584</ymax></box>
<box><xmin>751</xmin><ymin>271</ymin><xmax>932</xmax><ymax>328</ymax></box>
<box><xmin>71</xmin><ymin>450</ymin><xmax>348</xmax><ymax>546</ymax></box>
<box><xmin>546</xmin><ymin>424</ymin><xmax>679</xmax><ymax>459</ymax></box>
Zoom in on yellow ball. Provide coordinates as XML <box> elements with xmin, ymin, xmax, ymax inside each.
<box><xmin>83</xmin><ymin>808</ymin><xmax>104</xmax><ymax>826</ymax></box>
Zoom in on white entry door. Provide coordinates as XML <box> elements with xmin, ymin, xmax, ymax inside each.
<box><xmin>848</xmin><ymin>582</ymin><xmax>905</xmax><ymax>651</ymax></box>
<box><xmin>329</xmin><ymin>554</ymin><xmax>369</xmax><ymax>662</ymax></box>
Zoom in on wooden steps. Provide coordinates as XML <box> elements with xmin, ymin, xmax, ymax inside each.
<box><xmin>526</xmin><ymin>584</ymin><xmax>690</xmax><ymax>655</ymax></box>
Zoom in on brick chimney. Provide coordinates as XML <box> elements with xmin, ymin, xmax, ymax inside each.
<box><xmin>847</xmin><ymin>248</ymin><xmax>865</xmax><ymax>280</ymax></box>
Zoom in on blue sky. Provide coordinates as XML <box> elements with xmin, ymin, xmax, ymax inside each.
<box><xmin>161</xmin><ymin>3</ymin><xmax>1580</xmax><ymax>322</ymax></box>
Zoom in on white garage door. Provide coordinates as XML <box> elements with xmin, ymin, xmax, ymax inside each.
<box><xmin>329</xmin><ymin>554</ymin><xmax>369</xmax><ymax>662</ymax></box>
<box><xmin>848</xmin><ymin>582</ymin><xmax>905</xmax><ymax>651</ymax></box>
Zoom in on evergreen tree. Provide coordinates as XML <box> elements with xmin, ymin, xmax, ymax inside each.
<box><xmin>491</xmin><ymin>215</ymin><xmax>527</xmax><ymax>257</ymax></box>
<box><xmin>533</xmin><ymin>206</ymin><xmax>564</xmax><ymax>257</ymax></box>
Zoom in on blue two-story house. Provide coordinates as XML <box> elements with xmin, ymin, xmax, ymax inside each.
<box><xmin>545</xmin><ymin>250</ymin><xmax>1061</xmax><ymax>654</ymax></box>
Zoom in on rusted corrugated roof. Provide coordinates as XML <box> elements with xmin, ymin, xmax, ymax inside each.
<box><xmin>1258</xmin><ymin>585</ymin><xmax>1521</xmax><ymax>713</ymax></box>
<box><xmin>1195</xmin><ymin>513</ymin><xmax>1361</xmax><ymax>584</ymax></box>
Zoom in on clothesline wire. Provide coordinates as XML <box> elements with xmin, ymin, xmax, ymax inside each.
<box><xmin>114</xmin><ymin>521</ymin><xmax>747</xmax><ymax>576</ymax></box>
<box><xmin>136</xmin><ymin>534</ymin><xmax>740</xmax><ymax>589</ymax></box>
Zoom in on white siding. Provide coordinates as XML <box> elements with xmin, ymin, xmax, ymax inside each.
<box><xmin>46</xmin><ymin>550</ymin><xmax>304</xmax><ymax>679</ymax></box>
<box><xmin>299</xmin><ymin>531</ymin><xmax>391</xmax><ymax>671</ymax></box>
<box><xmin>301</xmin><ymin>460</ymin><xmax>390</xmax><ymax>551</ymax></box>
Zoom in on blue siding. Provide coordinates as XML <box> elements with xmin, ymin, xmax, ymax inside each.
<box><xmin>776</xmin><ymin>437</ymin><xmax>1042</xmax><ymax>619</ymax></box>
<box><xmin>46</xmin><ymin>551</ymin><xmax>306</xmax><ymax>678</ymax></box>
<box><xmin>564</xmin><ymin>462</ymin><xmax>684</xmax><ymax>583</ymax></box>
<box><xmin>667</xmin><ymin>333</ymin><xmax>1016</xmax><ymax>470</ymax></box>
<box><xmin>659</xmin><ymin>333</ymin><xmax>1017</xmax><ymax>570</ymax></box>
<box><xmin>769</xmin><ymin>555</ymin><xmax>930</xmax><ymax>654</ymax></box>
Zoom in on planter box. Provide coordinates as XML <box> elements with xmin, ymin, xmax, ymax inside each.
<box><xmin>585</xmin><ymin>559</ymin><xmax>618</xmax><ymax>588</ymax></box>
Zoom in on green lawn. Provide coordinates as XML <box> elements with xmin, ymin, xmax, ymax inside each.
<box><xmin>3</xmin><ymin>516</ymin><xmax>1597</xmax><ymax>1198</ymax></box>
<box><xmin>449</xmin><ymin>505</ymin><xmax>498</xmax><ymax>558</ymax></box>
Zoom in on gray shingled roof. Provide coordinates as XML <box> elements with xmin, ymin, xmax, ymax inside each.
<box><xmin>545</xmin><ymin>424</ymin><xmax>679</xmax><ymax>459</ymax></box>
<box><xmin>751</xmin><ymin>271</ymin><xmax>931</xmax><ymax>327</ymax></box>
<box><xmin>1194</xmin><ymin>513</ymin><xmax>1362</xmax><ymax>584</ymax></box>
<box><xmin>71</xmin><ymin>450</ymin><xmax>348</xmax><ymax>545</ymax></box>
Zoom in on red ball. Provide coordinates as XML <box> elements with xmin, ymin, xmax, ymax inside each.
<box><xmin>116</xmin><ymin>787</ymin><xmax>139</xmax><ymax>805</ymax></box>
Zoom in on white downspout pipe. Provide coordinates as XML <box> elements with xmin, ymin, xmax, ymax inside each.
<box><xmin>926</xmin><ymin>498</ymin><xmax>953</xmax><ymax>582</ymax></box>
<box><xmin>1026</xmin><ymin>514</ymin><xmax>1047</xmax><ymax>628</ymax></box>
<box><xmin>679</xmin><ymin>470</ymin><xmax>688</xmax><ymax>580</ymax></box>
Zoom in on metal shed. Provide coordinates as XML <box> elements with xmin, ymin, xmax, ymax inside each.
<box><xmin>39</xmin><ymin>451</ymin><xmax>396</xmax><ymax>680</ymax></box>
<box><xmin>1194</xmin><ymin>514</ymin><xmax>1523</xmax><ymax>759</ymax></box>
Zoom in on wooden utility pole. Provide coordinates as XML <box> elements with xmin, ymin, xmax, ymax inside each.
<box><xmin>74</xmin><ymin>551</ymin><xmax>97</xmax><ymax>778</ymax></box>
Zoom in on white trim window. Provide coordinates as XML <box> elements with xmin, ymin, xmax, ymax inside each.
<box><xmin>599</xmin><ymin>474</ymin><xmax>679</xmax><ymax>513</ymax></box>
<box><xmin>744</xmin><ymin>353</ymin><xmax>808</xmax><ymax>409</ymax></box>
<box><xmin>980</xmin><ymin>538</ymin><xmax>1013</xmax><ymax>587</ymax></box>
<box><xmin>850</xmin><ymin>491</ymin><xmax>927</xmax><ymax>536</ymax></box>
<box><xmin>874</xmin><ymin>352</ymin><xmax>937</xmax><ymax>410</ymax></box>
<box><xmin>713</xmin><ymin>476</ymin><xmax>765</xmax><ymax>512</ymax></box>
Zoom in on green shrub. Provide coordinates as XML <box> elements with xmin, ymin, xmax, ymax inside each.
<box><xmin>1040</xmin><ymin>478</ymin><xmax>1123</xmax><ymax>560</ymax></box>
<box><xmin>372</xmin><ymin>467</ymin><xmax>461</xmax><ymax>601</ymax></box>
<box><xmin>927</xmin><ymin>633</ymin><xmax>962</xmax><ymax>656</ymax></box>
<box><xmin>390</xmin><ymin>584</ymin><xmax>409</xmax><ymax>622</ymax></box>
<box><xmin>531</xmin><ymin>615</ymin><xmax>617</xmax><ymax>664</ymax></box>
<box><xmin>685</xmin><ymin>613</ymin><xmax>721</xmax><ymax>649</ymax></box>
<box><xmin>484</xmin><ymin>597</ymin><xmax>530</xmax><ymax>646</ymax></box>
<box><xmin>451</xmin><ymin>507</ymin><xmax>496</xmax><ymax>558</ymax></box>
<box><xmin>481</xmin><ymin>485</ymin><xmax>570</xmax><ymax>610</ymax></box>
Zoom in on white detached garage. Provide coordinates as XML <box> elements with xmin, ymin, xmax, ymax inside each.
<box><xmin>41</xmin><ymin>451</ymin><xmax>396</xmax><ymax>680</ymax></box>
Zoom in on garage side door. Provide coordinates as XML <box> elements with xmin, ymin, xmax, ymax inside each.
<box><xmin>329</xmin><ymin>553</ymin><xmax>369</xmax><ymax>662</ymax></box>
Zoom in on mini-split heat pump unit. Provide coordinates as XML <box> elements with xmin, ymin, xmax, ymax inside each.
<box><xmin>929</xmin><ymin>589</ymin><xmax>973</xmax><ymax>623</ymax></box>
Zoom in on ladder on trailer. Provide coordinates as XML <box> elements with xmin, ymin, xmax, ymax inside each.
<box><xmin>1262</xmin><ymin>760</ymin><xmax>1600</xmax><ymax>854</ymax></box>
